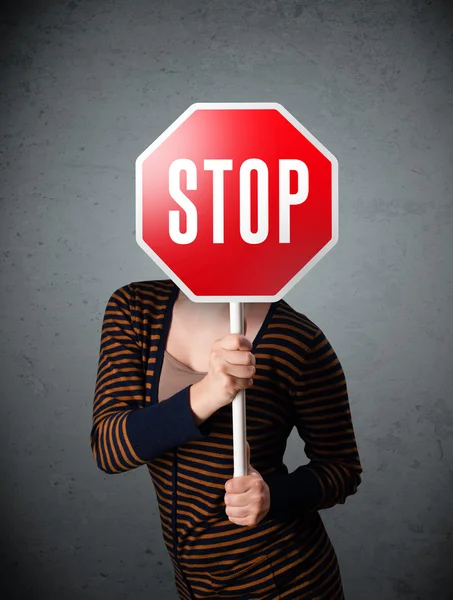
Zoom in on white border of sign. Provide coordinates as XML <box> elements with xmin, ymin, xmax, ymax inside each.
<box><xmin>136</xmin><ymin>102</ymin><xmax>339</xmax><ymax>303</ymax></box>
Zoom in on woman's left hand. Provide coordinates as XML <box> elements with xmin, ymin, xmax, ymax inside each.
<box><xmin>224</xmin><ymin>442</ymin><xmax>270</xmax><ymax>527</ymax></box>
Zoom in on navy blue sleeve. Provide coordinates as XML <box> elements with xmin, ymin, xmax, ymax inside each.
<box><xmin>262</xmin><ymin>467</ymin><xmax>323</xmax><ymax>518</ymax></box>
<box><xmin>125</xmin><ymin>385</ymin><xmax>213</xmax><ymax>462</ymax></box>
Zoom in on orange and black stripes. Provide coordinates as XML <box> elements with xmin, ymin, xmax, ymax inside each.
<box><xmin>91</xmin><ymin>279</ymin><xmax>362</xmax><ymax>599</ymax></box>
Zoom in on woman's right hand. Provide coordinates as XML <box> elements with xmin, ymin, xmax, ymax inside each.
<box><xmin>189</xmin><ymin>333</ymin><xmax>256</xmax><ymax>424</ymax></box>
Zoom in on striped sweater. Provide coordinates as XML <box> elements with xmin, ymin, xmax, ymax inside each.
<box><xmin>90</xmin><ymin>279</ymin><xmax>363</xmax><ymax>599</ymax></box>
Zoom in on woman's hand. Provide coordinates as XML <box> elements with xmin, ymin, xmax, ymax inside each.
<box><xmin>189</xmin><ymin>323</ymin><xmax>256</xmax><ymax>425</ymax></box>
<box><xmin>224</xmin><ymin>443</ymin><xmax>270</xmax><ymax>527</ymax></box>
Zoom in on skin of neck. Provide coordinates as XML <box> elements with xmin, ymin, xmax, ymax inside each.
<box><xmin>176</xmin><ymin>289</ymin><xmax>256</xmax><ymax>321</ymax></box>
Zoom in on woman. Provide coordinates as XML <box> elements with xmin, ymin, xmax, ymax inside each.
<box><xmin>90</xmin><ymin>278</ymin><xmax>362</xmax><ymax>599</ymax></box>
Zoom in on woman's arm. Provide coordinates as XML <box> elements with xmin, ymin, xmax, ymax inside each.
<box><xmin>90</xmin><ymin>285</ymin><xmax>211</xmax><ymax>474</ymax></box>
<box><xmin>263</xmin><ymin>326</ymin><xmax>363</xmax><ymax>516</ymax></box>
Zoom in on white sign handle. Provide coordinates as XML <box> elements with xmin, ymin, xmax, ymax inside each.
<box><xmin>229</xmin><ymin>301</ymin><xmax>247</xmax><ymax>478</ymax></box>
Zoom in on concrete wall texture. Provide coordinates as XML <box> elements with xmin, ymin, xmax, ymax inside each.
<box><xmin>1</xmin><ymin>0</ymin><xmax>452</xmax><ymax>598</ymax></box>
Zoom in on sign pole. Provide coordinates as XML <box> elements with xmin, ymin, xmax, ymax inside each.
<box><xmin>229</xmin><ymin>301</ymin><xmax>247</xmax><ymax>477</ymax></box>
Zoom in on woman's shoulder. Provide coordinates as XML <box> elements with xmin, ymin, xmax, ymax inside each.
<box><xmin>104</xmin><ymin>279</ymin><xmax>174</xmax><ymax>317</ymax></box>
<box><xmin>277</xmin><ymin>297</ymin><xmax>323</xmax><ymax>343</ymax></box>
<box><xmin>109</xmin><ymin>278</ymin><xmax>174</xmax><ymax>299</ymax></box>
<box><xmin>128</xmin><ymin>278</ymin><xmax>174</xmax><ymax>296</ymax></box>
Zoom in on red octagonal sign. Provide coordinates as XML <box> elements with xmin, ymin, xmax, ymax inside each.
<box><xmin>136</xmin><ymin>102</ymin><xmax>338</xmax><ymax>302</ymax></box>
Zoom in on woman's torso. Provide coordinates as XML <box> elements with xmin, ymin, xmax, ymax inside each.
<box><xmin>143</xmin><ymin>281</ymin><xmax>342</xmax><ymax>599</ymax></box>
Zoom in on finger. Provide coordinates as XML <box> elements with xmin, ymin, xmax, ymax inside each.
<box><xmin>228</xmin><ymin>515</ymin><xmax>255</xmax><ymax>527</ymax></box>
<box><xmin>225</xmin><ymin>490</ymin><xmax>252</xmax><ymax>507</ymax></box>
<box><xmin>225</xmin><ymin>475</ymin><xmax>254</xmax><ymax>494</ymax></box>
<box><xmin>225</xmin><ymin>504</ymin><xmax>249</xmax><ymax>519</ymax></box>
<box><xmin>222</xmin><ymin>333</ymin><xmax>252</xmax><ymax>351</ymax></box>
<box><xmin>223</xmin><ymin>348</ymin><xmax>255</xmax><ymax>368</ymax></box>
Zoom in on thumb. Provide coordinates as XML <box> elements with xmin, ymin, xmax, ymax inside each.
<box><xmin>246</xmin><ymin>442</ymin><xmax>259</xmax><ymax>476</ymax></box>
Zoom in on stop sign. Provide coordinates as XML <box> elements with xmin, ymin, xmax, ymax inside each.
<box><xmin>136</xmin><ymin>102</ymin><xmax>338</xmax><ymax>302</ymax></box>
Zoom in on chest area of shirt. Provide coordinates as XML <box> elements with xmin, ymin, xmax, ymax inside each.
<box><xmin>165</xmin><ymin>303</ymin><xmax>270</xmax><ymax>373</ymax></box>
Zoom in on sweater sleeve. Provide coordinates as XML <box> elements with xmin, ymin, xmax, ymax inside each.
<box><xmin>90</xmin><ymin>285</ymin><xmax>212</xmax><ymax>474</ymax></box>
<box><xmin>263</xmin><ymin>326</ymin><xmax>363</xmax><ymax>517</ymax></box>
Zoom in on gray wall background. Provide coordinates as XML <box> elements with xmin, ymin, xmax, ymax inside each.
<box><xmin>1</xmin><ymin>0</ymin><xmax>452</xmax><ymax>599</ymax></box>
